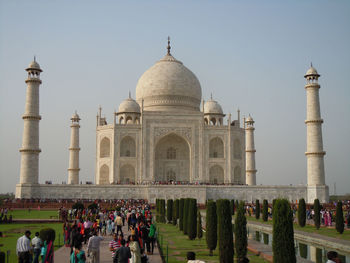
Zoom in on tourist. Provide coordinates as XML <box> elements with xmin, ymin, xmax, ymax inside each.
<box><xmin>70</xmin><ymin>224</ymin><xmax>83</xmax><ymax>254</ymax></box>
<box><xmin>63</xmin><ymin>222</ymin><xmax>71</xmax><ymax>247</ymax></box>
<box><xmin>326</xmin><ymin>251</ymin><xmax>341</xmax><ymax>263</ymax></box>
<box><xmin>42</xmin><ymin>235</ymin><xmax>54</xmax><ymax>263</ymax></box>
<box><xmin>31</xmin><ymin>232</ymin><xmax>42</xmax><ymax>263</ymax></box>
<box><xmin>16</xmin><ymin>230</ymin><xmax>32</xmax><ymax>263</ymax></box>
<box><xmin>140</xmin><ymin>222</ymin><xmax>150</xmax><ymax>254</ymax></box>
<box><xmin>148</xmin><ymin>222</ymin><xmax>156</xmax><ymax>255</ymax></box>
<box><xmin>109</xmin><ymin>233</ymin><xmax>121</xmax><ymax>259</ymax></box>
<box><xmin>114</xmin><ymin>239</ymin><xmax>131</xmax><ymax>263</ymax></box>
<box><xmin>186</xmin><ymin>251</ymin><xmax>205</xmax><ymax>263</ymax></box>
<box><xmin>70</xmin><ymin>243</ymin><xmax>86</xmax><ymax>263</ymax></box>
<box><xmin>128</xmin><ymin>235</ymin><xmax>141</xmax><ymax>263</ymax></box>
<box><xmin>87</xmin><ymin>230</ymin><xmax>103</xmax><ymax>263</ymax></box>
<box><xmin>115</xmin><ymin>213</ymin><xmax>123</xmax><ymax>236</ymax></box>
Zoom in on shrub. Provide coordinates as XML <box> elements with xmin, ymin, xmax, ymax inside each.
<box><xmin>230</xmin><ymin>199</ymin><xmax>235</xmax><ymax>215</ymax></box>
<box><xmin>160</xmin><ymin>199</ymin><xmax>166</xmax><ymax>223</ymax></box>
<box><xmin>72</xmin><ymin>202</ymin><xmax>84</xmax><ymax>210</ymax></box>
<box><xmin>197</xmin><ymin>210</ymin><xmax>203</xmax><ymax>239</ymax></box>
<box><xmin>298</xmin><ymin>198</ymin><xmax>306</xmax><ymax>227</ymax></box>
<box><xmin>255</xmin><ymin>200</ymin><xmax>260</xmax><ymax>220</ymax></box>
<box><xmin>166</xmin><ymin>199</ymin><xmax>173</xmax><ymax>223</ymax></box>
<box><xmin>272</xmin><ymin>199</ymin><xmax>296</xmax><ymax>263</ymax></box>
<box><xmin>179</xmin><ymin>198</ymin><xmax>185</xmax><ymax>230</ymax></box>
<box><xmin>313</xmin><ymin>199</ymin><xmax>321</xmax><ymax>230</ymax></box>
<box><xmin>40</xmin><ymin>228</ymin><xmax>56</xmax><ymax>242</ymax></box>
<box><xmin>183</xmin><ymin>198</ymin><xmax>190</xmax><ymax>235</ymax></box>
<box><xmin>206</xmin><ymin>200</ymin><xmax>217</xmax><ymax>256</ymax></box>
<box><xmin>235</xmin><ymin>201</ymin><xmax>247</xmax><ymax>261</ymax></box>
<box><xmin>217</xmin><ymin>199</ymin><xmax>234</xmax><ymax>263</ymax></box>
<box><xmin>336</xmin><ymin>200</ymin><xmax>344</xmax><ymax>234</ymax></box>
<box><xmin>172</xmin><ymin>199</ymin><xmax>179</xmax><ymax>225</ymax></box>
<box><xmin>187</xmin><ymin>199</ymin><xmax>197</xmax><ymax>240</ymax></box>
<box><xmin>262</xmin><ymin>199</ymin><xmax>268</xmax><ymax>222</ymax></box>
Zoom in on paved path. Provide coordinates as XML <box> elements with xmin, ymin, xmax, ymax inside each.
<box><xmin>55</xmin><ymin>224</ymin><xmax>162</xmax><ymax>263</ymax></box>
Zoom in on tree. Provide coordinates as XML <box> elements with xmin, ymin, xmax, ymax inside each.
<box><xmin>235</xmin><ymin>201</ymin><xmax>247</xmax><ymax>261</ymax></box>
<box><xmin>187</xmin><ymin>199</ymin><xmax>197</xmax><ymax>240</ymax></box>
<box><xmin>262</xmin><ymin>199</ymin><xmax>268</xmax><ymax>222</ymax></box>
<box><xmin>206</xmin><ymin>200</ymin><xmax>217</xmax><ymax>256</ymax></box>
<box><xmin>179</xmin><ymin>198</ymin><xmax>185</xmax><ymax>230</ymax></box>
<box><xmin>197</xmin><ymin>210</ymin><xmax>203</xmax><ymax>239</ymax></box>
<box><xmin>298</xmin><ymin>198</ymin><xmax>306</xmax><ymax>227</ymax></box>
<box><xmin>159</xmin><ymin>199</ymin><xmax>166</xmax><ymax>223</ymax></box>
<box><xmin>272</xmin><ymin>199</ymin><xmax>296</xmax><ymax>263</ymax></box>
<box><xmin>173</xmin><ymin>199</ymin><xmax>179</xmax><ymax>225</ymax></box>
<box><xmin>217</xmin><ymin>199</ymin><xmax>234</xmax><ymax>263</ymax></box>
<box><xmin>183</xmin><ymin>198</ymin><xmax>190</xmax><ymax>234</ymax></box>
<box><xmin>166</xmin><ymin>199</ymin><xmax>173</xmax><ymax>223</ymax></box>
<box><xmin>336</xmin><ymin>200</ymin><xmax>344</xmax><ymax>234</ymax></box>
<box><xmin>313</xmin><ymin>199</ymin><xmax>321</xmax><ymax>230</ymax></box>
<box><xmin>230</xmin><ymin>199</ymin><xmax>235</xmax><ymax>215</ymax></box>
<box><xmin>255</xmin><ymin>200</ymin><xmax>260</xmax><ymax>219</ymax></box>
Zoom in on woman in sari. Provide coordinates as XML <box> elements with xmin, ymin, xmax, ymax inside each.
<box><xmin>129</xmin><ymin>235</ymin><xmax>141</xmax><ymax>263</ymax></box>
<box><xmin>63</xmin><ymin>222</ymin><xmax>71</xmax><ymax>247</ymax></box>
<box><xmin>70</xmin><ymin>243</ymin><xmax>86</xmax><ymax>263</ymax></box>
<box><xmin>42</xmin><ymin>238</ymin><xmax>54</xmax><ymax>263</ymax></box>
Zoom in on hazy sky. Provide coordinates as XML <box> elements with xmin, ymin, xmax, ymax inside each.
<box><xmin>0</xmin><ymin>0</ymin><xmax>349</xmax><ymax>195</ymax></box>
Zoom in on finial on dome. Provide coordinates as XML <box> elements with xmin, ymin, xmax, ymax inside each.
<box><xmin>129</xmin><ymin>91</ymin><xmax>131</xmax><ymax>99</ymax></box>
<box><xmin>311</xmin><ymin>62</ymin><xmax>313</xmax><ymax>67</ymax></box>
<box><xmin>34</xmin><ymin>55</ymin><xmax>36</xmax><ymax>62</ymax></box>
<box><xmin>167</xmin><ymin>36</ymin><xmax>171</xmax><ymax>55</ymax></box>
<box><xmin>210</xmin><ymin>93</ymin><xmax>213</xmax><ymax>100</ymax></box>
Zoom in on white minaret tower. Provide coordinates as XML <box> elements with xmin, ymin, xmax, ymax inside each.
<box><xmin>245</xmin><ymin>115</ymin><xmax>257</xmax><ymax>185</ymax></box>
<box><xmin>304</xmin><ymin>64</ymin><xmax>328</xmax><ymax>202</ymax></box>
<box><xmin>68</xmin><ymin>112</ymin><xmax>81</xmax><ymax>184</ymax></box>
<box><xmin>19</xmin><ymin>58</ymin><xmax>43</xmax><ymax>185</ymax></box>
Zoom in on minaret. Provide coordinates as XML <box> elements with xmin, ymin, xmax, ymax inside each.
<box><xmin>304</xmin><ymin>65</ymin><xmax>326</xmax><ymax>186</ymax></box>
<box><xmin>245</xmin><ymin>115</ymin><xmax>257</xmax><ymax>185</ymax></box>
<box><xmin>68</xmin><ymin>112</ymin><xmax>81</xmax><ymax>184</ymax></box>
<box><xmin>19</xmin><ymin>58</ymin><xmax>42</xmax><ymax>184</ymax></box>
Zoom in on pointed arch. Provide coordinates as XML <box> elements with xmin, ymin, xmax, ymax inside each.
<box><xmin>234</xmin><ymin>139</ymin><xmax>242</xmax><ymax>159</ymax></box>
<box><xmin>209</xmin><ymin>165</ymin><xmax>224</xmax><ymax>184</ymax></box>
<box><xmin>120</xmin><ymin>164</ymin><xmax>135</xmax><ymax>184</ymax></box>
<box><xmin>100</xmin><ymin>137</ymin><xmax>110</xmax><ymax>158</ymax></box>
<box><xmin>99</xmin><ymin>164</ymin><xmax>109</xmax><ymax>184</ymax></box>
<box><xmin>234</xmin><ymin>165</ymin><xmax>241</xmax><ymax>184</ymax></box>
<box><xmin>209</xmin><ymin>137</ymin><xmax>224</xmax><ymax>158</ymax></box>
<box><xmin>126</xmin><ymin>116</ymin><xmax>133</xmax><ymax>124</ymax></box>
<box><xmin>120</xmin><ymin>136</ymin><xmax>136</xmax><ymax>157</ymax></box>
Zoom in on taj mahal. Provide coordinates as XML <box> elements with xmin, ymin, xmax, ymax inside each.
<box><xmin>15</xmin><ymin>39</ymin><xmax>329</xmax><ymax>203</ymax></box>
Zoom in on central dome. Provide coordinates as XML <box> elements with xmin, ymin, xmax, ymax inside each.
<box><xmin>136</xmin><ymin>51</ymin><xmax>202</xmax><ymax>112</ymax></box>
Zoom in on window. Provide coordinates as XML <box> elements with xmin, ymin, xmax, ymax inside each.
<box><xmin>167</xmin><ymin>147</ymin><xmax>176</xmax><ymax>159</ymax></box>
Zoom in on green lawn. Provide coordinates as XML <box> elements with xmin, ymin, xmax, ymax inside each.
<box><xmin>156</xmin><ymin>223</ymin><xmax>268</xmax><ymax>263</ymax></box>
<box><xmin>246</xmin><ymin>216</ymin><xmax>350</xmax><ymax>241</ymax></box>
<box><xmin>5</xmin><ymin>209</ymin><xmax>59</xmax><ymax>219</ymax></box>
<box><xmin>0</xmin><ymin>223</ymin><xmax>64</xmax><ymax>263</ymax></box>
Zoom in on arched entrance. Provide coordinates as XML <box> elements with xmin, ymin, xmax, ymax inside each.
<box><xmin>209</xmin><ymin>165</ymin><xmax>224</xmax><ymax>184</ymax></box>
<box><xmin>154</xmin><ymin>133</ymin><xmax>190</xmax><ymax>183</ymax></box>
<box><xmin>120</xmin><ymin>164</ymin><xmax>135</xmax><ymax>184</ymax></box>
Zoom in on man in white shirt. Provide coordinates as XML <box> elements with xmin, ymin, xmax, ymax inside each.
<box><xmin>87</xmin><ymin>230</ymin><xmax>104</xmax><ymax>263</ymax></box>
<box><xmin>326</xmin><ymin>251</ymin><xmax>339</xmax><ymax>263</ymax></box>
<box><xmin>16</xmin><ymin>230</ymin><xmax>32</xmax><ymax>263</ymax></box>
<box><xmin>31</xmin><ymin>232</ymin><xmax>42</xmax><ymax>263</ymax></box>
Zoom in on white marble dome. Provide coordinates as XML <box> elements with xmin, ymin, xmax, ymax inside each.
<box><xmin>26</xmin><ymin>60</ymin><xmax>42</xmax><ymax>71</ymax></box>
<box><xmin>305</xmin><ymin>65</ymin><xmax>319</xmax><ymax>77</ymax></box>
<box><xmin>136</xmin><ymin>53</ymin><xmax>202</xmax><ymax>111</ymax></box>
<box><xmin>118</xmin><ymin>97</ymin><xmax>140</xmax><ymax>113</ymax></box>
<box><xmin>204</xmin><ymin>99</ymin><xmax>223</xmax><ymax>115</ymax></box>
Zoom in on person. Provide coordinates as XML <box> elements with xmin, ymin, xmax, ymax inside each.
<box><xmin>148</xmin><ymin>222</ymin><xmax>156</xmax><ymax>255</ymax></box>
<box><xmin>109</xmin><ymin>233</ymin><xmax>121</xmax><ymax>259</ymax></box>
<box><xmin>70</xmin><ymin>243</ymin><xmax>86</xmax><ymax>263</ymax></box>
<box><xmin>87</xmin><ymin>230</ymin><xmax>103</xmax><ymax>263</ymax></box>
<box><xmin>63</xmin><ymin>222</ymin><xmax>71</xmax><ymax>247</ymax></box>
<box><xmin>326</xmin><ymin>251</ymin><xmax>341</xmax><ymax>263</ymax></box>
<box><xmin>42</xmin><ymin>235</ymin><xmax>54</xmax><ymax>263</ymax></box>
<box><xmin>114</xmin><ymin>239</ymin><xmax>131</xmax><ymax>263</ymax></box>
<box><xmin>129</xmin><ymin>235</ymin><xmax>141</xmax><ymax>263</ymax></box>
<box><xmin>186</xmin><ymin>251</ymin><xmax>205</xmax><ymax>263</ymax></box>
<box><xmin>31</xmin><ymin>232</ymin><xmax>42</xmax><ymax>263</ymax></box>
<box><xmin>16</xmin><ymin>230</ymin><xmax>32</xmax><ymax>263</ymax></box>
<box><xmin>115</xmin><ymin>213</ymin><xmax>123</xmax><ymax>236</ymax></box>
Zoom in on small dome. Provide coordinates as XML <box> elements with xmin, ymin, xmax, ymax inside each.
<box><xmin>204</xmin><ymin>99</ymin><xmax>223</xmax><ymax>115</ymax></box>
<box><xmin>26</xmin><ymin>60</ymin><xmax>42</xmax><ymax>72</ymax></box>
<box><xmin>71</xmin><ymin>112</ymin><xmax>80</xmax><ymax>121</ymax></box>
<box><xmin>246</xmin><ymin>115</ymin><xmax>254</xmax><ymax>122</ymax></box>
<box><xmin>118</xmin><ymin>98</ymin><xmax>140</xmax><ymax>113</ymax></box>
<box><xmin>304</xmin><ymin>64</ymin><xmax>320</xmax><ymax>78</ymax></box>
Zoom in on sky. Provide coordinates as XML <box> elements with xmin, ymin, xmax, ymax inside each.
<box><xmin>0</xmin><ymin>0</ymin><xmax>349</xmax><ymax>195</ymax></box>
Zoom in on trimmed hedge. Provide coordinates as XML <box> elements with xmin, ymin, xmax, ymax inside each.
<box><xmin>255</xmin><ymin>200</ymin><xmax>260</xmax><ymax>219</ymax></box>
<box><xmin>230</xmin><ymin>199</ymin><xmax>235</xmax><ymax>215</ymax></box>
<box><xmin>179</xmin><ymin>198</ymin><xmax>185</xmax><ymax>231</ymax></box>
<box><xmin>217</xmin><ymin>199</ymin><xmax>234</xmax><ymax>263</ymax></box>
<box><xmin>313</xmin><ymin>199</ymin><xmax>321</xmax><ymax>230</ymax></box>
<box><xmin>206</xmin><ymin>200</ymin><xmax>217</xmax><ymax>256</ymax></box>
<box><xmin>235</xmin><ymin>201</ymin><xmax>247</xmax><ymax>261</ymax></box>
<box><xmin>166</xmin><ymin>199</ymin><xmax>173</xmax><ymax>224</ymax></box>
<box><xmin>172</xmin><ymin>199</ymin><xmax>179</xmax><ymax>225</ymax></box>
<box><xmin>183</xmin><ymin>198</ymin><xmax>190</xmax><ymax>235</ymax></box>
<box><xmin>336</xmin><ymin>200</ymin><xmax>344</xmax><ymax>234</ymax></box>
<box><xmin>262</xmin><ymin>199</ymin><xmax>268</xmax><ymax>222</ymax></box>
<box><xmin>187</xmin><ymin>198</ymin><xmax>197</xmax><ymax>240</ymax></box>
<box><xmin>298</xmin><ymin>198</ymin><xmax>306</xmax><ymax>227</ymax></box>
<box><xmin>197</xmin><ymin>210</ymin><xmax>203</xmax><ymax>239</ymax></box>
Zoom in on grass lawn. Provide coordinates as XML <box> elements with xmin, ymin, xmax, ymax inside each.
<box><xmin>156</xmin><ymin>223</ymin><xmax>268</xmax><ymax>263</ymax></box>
<box><xmin>5</xmin><ymin>209</ymin><xmax>59</xmax><ymax>219</ymax></box>
<box><xmin>0</xmin><ymin>223</ymin><xmax>64</xmax><ymax>263</ymax></box>
<box><xmin>246</xmin><ymin>216</ymin><xmax>350</xmax><ymax>241</ymax></box>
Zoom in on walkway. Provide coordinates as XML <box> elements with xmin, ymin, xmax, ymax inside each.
<box><xmin>55</xmin><ymin>224</ymin><xmax>162</xmax><ymax>263</ymax></box>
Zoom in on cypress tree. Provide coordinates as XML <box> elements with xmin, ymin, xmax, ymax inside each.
<box><xmin>298</xmin><ymin>198</ymin><xmax>306</xmax><ymax>227</ymax></box>
<box><xmin>173</xmin><ymin>199</ymin><xmax>179</xmax><ymax>225</ymax></box>
<box><xmin>313</xmin><ymin>199</ymin><xmax>321</xmax><ymax>230</ymax></box>
<box><xmin>187</xmin><ymin>199</ymin><xmax>197</xmax><ymax>240</ymax></box>
<box><xmin>197</xmin><ymin>210</ymin><xmax>203</xmax><ymax>239</ymax></box>
<box><xmin>235</xmin><ymin>201</ymin><xmax>247</xmax><ymax>261</ymax></box>
<box><xmin>179</xmin><ymin>198</ymin><xmax>185</xmax><ymax>230</ymax></box>
<box><xmin>206</xmin><ymin>200</ymin><xmax>217</xmax><ymax>256</ymax></box>
<box><xmin>336</xmin><ymin>200</ymin><xmax>344</xmax><ymax>234</ymax></box>
<box><xmin>156</xmin><ymin>199</ymin><xmax>160</xmax><ymax>223</ymax></box>
<box><xmin>166</xmin><ymin>199</ymin><xmax>173</xmax><ymax>223</ymax></box>
<box><xmin>217</xmin><ymin>199</ymin><xmax>234</xmax><ymax>263</ymax></box>
<box><xmin>160</xmin><ymin>199</ymin><xmax>166</xmax><ymax>223</ymax></box>
<box><xmin>230</xmin><ymin>199</ymin><xmax>235</xmax><ymax>215</ymax></box>
<box><xmin>262</xmin><ymin>199</ymin><xmax>268</xmax><ymax>222</ymax></box>
<box><xmin>255</xmin><ymin>200</ymin><xmax>260</xmax><ymax>219</ymax></box>
<box><xmin>272</xmin><ymin>199</ymin><xmax>296</xmax><ymax>263</ymax></box>
<box><xmin>183</xmin><ymin>198</ymin><xmax>190</xmax><ymax>234</ymax></box>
